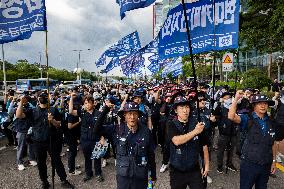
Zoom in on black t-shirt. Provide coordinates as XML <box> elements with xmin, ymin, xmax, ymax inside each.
<box><xmin>67</xmin><ymin>114</ymin><xmax>81</xmax><ymax>138</ymax></box>
<box><xmin>167</xmin><ymin>119</ymin><xmax>209</xmax><ymax>148</ymax></box>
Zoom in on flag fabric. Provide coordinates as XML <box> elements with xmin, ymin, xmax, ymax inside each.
<box><xmin>141</xmin><ymin>37</ymin><xmax>159</xmax><ymax>54</ymax></box>
<box><xmin>95</xmin><ymin>53</ymin><xmax>107</xmax><ymax>67</ymax></box>
<box><xmin>158</xmin><ymin>0</ymin><xmax>240</xmax><ymax>59</ymax></box>
<box><xmin>105</xmin><ymin>31</ymin><xmax>141</xmax><ymax>57</ymax></box>
<box><xmin>116</xmin><ymin>0</ymin><xmax>156</xmax><ymax>20</ymax></box>
<box><xmin>120</xmin><ymin>51</ymin><xmax>145</xmax><ymax>76</ymax></box>
<box><xmin>95</xmin><ymin>31</ymin><xmax>141</xmax><ymax>68</ymax></box>
<box><xmin>103</xmin><ymin>57</ymin><xmax>120</xmax><ymax>73</ymax></box>
<box><xmin>147</xmin><ymin>54</ymin><xmax>159</xmax><ymax>74</ymax></box>
<box><xmin>0</xmin><ymin>0</ymin><xmax>47</xmax><ymax>44</ymax></box>
<box><xmin>161</xmin><ymin>57</ymin><xmax>182</xmax><ymax>78</ymax></box>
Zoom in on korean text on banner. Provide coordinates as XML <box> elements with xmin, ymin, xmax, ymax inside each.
<box><xmin>0</xmin><ymin>0</ymin><xmax>47</xmax><ymax>44</ymax></box>
<box><xmin>158</xmin><ymin>0</ymin><xmax>240</xmax><ymax>59</ymax></box>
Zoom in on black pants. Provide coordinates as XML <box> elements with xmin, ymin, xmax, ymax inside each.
<box><xmin>66</xmin><ymin>135</ymin><xmax>78</xmax><ymax>173</ymax></box>
<box><xmin>170</xmin><ymin>166</ymin><xmax>204</xmax><ymax>189</ymax></box>
<box><xmin>116</xmin><ymin>175</ymin><xmax>147</xmax><ymax>189</ymax></box>
<box><xmin>217</xmin><ymin>134</ymin><xmax>237</xmax><ymax>168</ymax></box>
<box><xmin>81</xmin><ymin>141</ymin><xmax>102</xmax><ymax>177</ymax></box>
<box><xmin>33</xmin><ymin>139</ymin><xmax>67</xmax><ymax>183</ymax></box>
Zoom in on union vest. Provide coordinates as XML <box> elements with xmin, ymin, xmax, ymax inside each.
<box><xmin>31</xmin><ymin>107</ymin><xmax>56</xmax><ymax>142</ymax></box>
<box><xmin>241</xmin><ymin>116</ymin><xmax>275</xmax><ymax>165</ymax></box>
<box><xmin>115</xmin><ymin>123</ymin><xmax>150</xmax><ymax>179</ymax></box>
<box><xmin>80</xmin><ymin>110</ymin><xmax>100</xmax><ymax>141</ymax></box>
<box><xmin>169</xmin><ymin>119</ymin><xmax>200</xmax><ymax>172</ymax></box>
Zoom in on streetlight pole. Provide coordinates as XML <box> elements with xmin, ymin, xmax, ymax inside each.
<box><xmin>72</xmin><ymin>49</ymin><xmax>91</xmax><ymax>82</ymax></box>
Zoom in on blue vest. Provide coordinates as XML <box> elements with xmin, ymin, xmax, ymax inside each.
<box><xmin>169</xmin><ymin>119</ymin><xmax>200</xmax><ymax>172</ymax></box>
<box><xmin>241</xmin><ymin>118</ymin><xmax>275</xmax><ymax>165</ymax></box>
<box><xmin>115</xmin><ymin>123</ymin><xmax>150</xmax><ymax>179</ymax></box>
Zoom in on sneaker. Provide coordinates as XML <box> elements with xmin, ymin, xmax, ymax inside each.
<box><xmin>18</xmin><ymin>164</ymin><xmax>25</xmax><ymax>171</ymax></box>
<box><xmin>207</xmin><ymin>175</ymin><xmax>213</xmax><ymax>184</ymax></box>
<box><xmin>13</xmin><ymin>145</ymin><xmax>18</xmax><ymax>150</ymax></box>
<box><xmin>61</xmin><ymin>180</ymin><xmax>74</xmax><ymax>189</ymax></box>
<box><xmin>217</xmin><ymin>167</ymin><xmax>223</xmax><ymax>174</ymax></box>
<box><xmin>160</xmin><ymin>164</ymin><xmax>168</xmax><ymax>173</ymax></box>
<box><xmin>69</xmin><ymin>170</ymin><xmax>82</xmax><ymax>176</ymax></box>
<box><xmin>29</xmin><ymin>160</ymin><xmax>37</xmax><ymax>166</ymax></box>
<box><xmin>102</xmin><ymin>159</ymin><xmax>107</xmax><ymax>168</ymax></box>
<box><xmin>276</xmin><ymin>153</ymin><xmax>284</xmax><ymax>163</ymax></box>
<box><xmin>96</xmin><ymin>175</ymin><xmax>104</xmax><ymax>182</ymax></box>
<box><xmin>83</xmin><ymin>175</ymin><xmax>93</xmax><ymax>182</ymax></box>
<box><xmin>42</xmin><ymin>182</ymin><xmax>50</xmax><ymax>189</ymax></box>
<box><xmin>227</xmin><ymin>164</ymin><xmax>237</xmax><ymax>172</ymax></box>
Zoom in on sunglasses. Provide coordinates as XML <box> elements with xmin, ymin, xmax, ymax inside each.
<box><xmin>198</xmin><ymin>98</ymin><xmax>206</xmax><ymax>102</ymax></box>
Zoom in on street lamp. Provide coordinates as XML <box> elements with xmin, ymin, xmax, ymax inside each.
<box><xmin>72</xmin><ymin>49</ymin><xmax>91</xmax><ymax>81</ymax></box>
<box><xmin>39</xmin><ymin>67</ymin><xmax>43</xmax><ymax>78</ymax></box>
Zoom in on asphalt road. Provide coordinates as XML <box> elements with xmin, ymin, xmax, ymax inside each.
<box><xmin>0</xmin><ymin>139</ymin><xmax>283</xmax><ymax>189</ymax></box>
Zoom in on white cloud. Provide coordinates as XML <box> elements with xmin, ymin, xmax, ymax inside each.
<box><xmin>3</xmin><ymin>0</ymin><xmax>155</xmax><ymax>77</ymax></box>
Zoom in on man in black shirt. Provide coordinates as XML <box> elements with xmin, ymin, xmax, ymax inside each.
<box><xmin>16</xmin><ymin>92</ymin><xmax>74</xmax><ymax>189</ymax></box>
<box><xmin>167</xmin><ymin>96</ymin><xmax>206</xmax><ymax>189</ymax></box>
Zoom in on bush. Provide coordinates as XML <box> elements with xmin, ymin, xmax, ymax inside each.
<box><xmin>242</xmin><ymin>69</ymin><xmax>271</xmax><ymax>90</ymax></box>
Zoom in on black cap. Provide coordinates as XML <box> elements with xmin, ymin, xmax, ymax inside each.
<box><xmin>251</xmin><ymin>95</ymin><xmax>274</xmax><ymax>106</ymax></box>
<box><xmin>173</xmin><ymin>96</ymin><xmax>190</xmax><ymax>109</ymax></box>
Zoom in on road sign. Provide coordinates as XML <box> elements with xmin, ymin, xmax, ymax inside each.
<box><xmin>222</xmin><ymin>53</ymin><xmax>234</xmax><ymax>72</ymax></box>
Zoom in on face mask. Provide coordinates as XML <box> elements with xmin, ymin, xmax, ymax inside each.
<box><xmin>39</xmin><ymin>98</ymin><xmax>48</xmax><ymax>104</ymax></box>
<box><xmin>223</xmin><ymin>98</ymin><xmax>232</xmax><ymax>109</ymax></box>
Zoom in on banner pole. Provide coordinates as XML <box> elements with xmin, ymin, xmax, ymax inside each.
<box><xmin>181</xmin><ymin>0</ymin><xmax>200</xmax><ymax>122</ymax></box>
<box><xmin>45</xmin><ymin>29</ymin><xmax>55</xmax><ymax>188</ymax></box>
<box><xmin>1</xmin><ymin>44</ymin><xmax>7</xmax><ymax>97</ymax></box>
<box><xmin>211</xmin><ymin>0</ymin><xmax>217</xmax><ymax>111</ymax></box>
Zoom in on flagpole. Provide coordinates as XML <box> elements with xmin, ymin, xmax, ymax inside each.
<box><xmin>211</xmin><ymin>0</ymin><xmax>217</xmax><ymax>111</ymax></box>
<box><xmin>45</xmin><ymin>25</ymin><xmax>55</xmax><ymax>189</ymax></box>
<box><xmin>1</xmin><ymin>44</ymin><xmax>7</xmax><ymax>97</ymax></box>
<box><xmin>181</xmin><ymin>0</ymin><xmax>201</xmax><ymax>122</ymax></box>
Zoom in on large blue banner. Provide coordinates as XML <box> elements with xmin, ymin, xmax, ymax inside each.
<box><xmin>161</xmin><ymin>57</ymin><xmax>183</xmax><ymax>77</ymax></box>
<box><xmin>116</xmin><ymin>0</ymin><xmax>156</xmax><ymax>19</ymax></box>
<box><xmin>95</xmin><ymin>53</ymin><xmax>106</xmax><ymax>67</ymax></box>
<box><xmin>158</xmin><ymin>0</ymin><xmax>240</xmax><ymax>59</ymax></box>
<box><xmin>0</xmin><ymin>0</ymin><xmax>46</xmax><ymax>44</ymax></box>
<box><xmin>120</xmin><ymin>51</ymin><xmax>144</xmax><ymax>76</ymax></box>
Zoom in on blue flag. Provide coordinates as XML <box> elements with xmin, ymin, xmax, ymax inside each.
<box><xmin>116</xmin><ymin>0</ymin><xmax>156</xmax><ymax>20</ymax></box>
<box><xmin>103</xmin><ymin>57</ymin><xmax>120</xmax><ymax>73</ymax></box>
<box><xmin>141</xmin><ymin>37</ymin><xmax>159</xmax><ymax>54</ymax></box>
<box><xmin>158</xmin><ymin>0</ymin><xmax>240</xmax><ymax>59</ymax></box>
<box><xmin>105</xmin><ymin>31</ymin><xmax>141</xmax><ymax>57</ymax></box>
<box><xmin>120</xmin><ymin>51</ymin><xmax>144</xmax><ymax>76</ymax></box>
<box><xmin>0</xmin><ymin>0</ymin><xmax>47</xmax><ymax>44</ymax></box>
<box><xmin>95</xmin><ymin>53</ymin><xmax>106</xmax><ymax>68</ymax></box>
<box><xmin>161</xmin><ymin>57</ymin><xmax>183</xmax><ymax>78</ymax></box>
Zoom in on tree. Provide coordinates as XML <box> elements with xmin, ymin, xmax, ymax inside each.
<box><xmin>242</xmin><ymin>69</ymin><xmax>271</xmax><ymax>89</ymax></box>
<box><xmin>240</xmin><ymin>0</ymin><xmax>284</xmax><ymax>53</ymax></box>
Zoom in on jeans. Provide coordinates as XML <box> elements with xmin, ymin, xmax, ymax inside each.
<box><xmin>16</xmin><ymin>132</ymin><xmax>35</xmax><ymax>165</ymax></box>
<box><xmin>240</xmin><ymin>160</ymin><xmax>271</xmax><ymax>189</ymax></box>
<box><xmin>217</xmin><ymin>134</ymin><xmax>237</xmax><ymax>168</ymax></box>
<box><xmin>81</xmin><ymin>140</ymin><xmax>102</xmax><ymax>177</ymax></box>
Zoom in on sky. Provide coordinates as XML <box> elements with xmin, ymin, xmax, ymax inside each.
<box><xmin>2</xmin><ymin>0</ymin><xmax>159</xmax><ymax>76</ymax></box>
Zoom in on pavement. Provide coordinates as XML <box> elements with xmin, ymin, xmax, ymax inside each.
<box><xmin>0</xmin><ymin>138</ymin><xmax>283</xmax><ymax>189</ymax></box>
